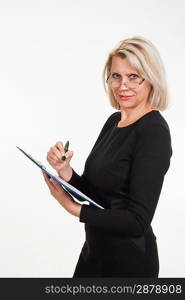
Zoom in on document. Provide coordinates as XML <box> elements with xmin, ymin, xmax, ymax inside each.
<box><xmin>16</xmin><ymin>146</ymin><xmax>104</xmax><ymax>209</ymax></box>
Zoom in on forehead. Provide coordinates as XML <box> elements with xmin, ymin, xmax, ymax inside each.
<box><xmin>110</xmin><ymin>55</ymin><xmax>139</xmax><ymax>73</ymax></box>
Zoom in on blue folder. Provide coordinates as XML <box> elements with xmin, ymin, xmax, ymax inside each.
<box><xmin>16</xmin><ymin>146</ymin><xmax>104</xmax><ymax>209</ymax></box>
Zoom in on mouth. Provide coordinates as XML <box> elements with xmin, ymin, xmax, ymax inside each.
<box><xmin>118</xmin><ymin>94</ymin><xmax>134</xmax><ymax>100</ymax></box>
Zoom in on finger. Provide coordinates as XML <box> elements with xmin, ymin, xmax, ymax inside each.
<box><xmin>49</xmin><ymin>147</ymin><xmax>63</xmax><ymax>160</ymax></box>
<box><xmin>56</xmin><ymin>142</ymin><xmax>70</xmax><ymax>160</ymax></box>
<box><xmin>42</xmin><ymin>171</ymin><xmax>52</xmax><ymax>189</ymax></box>
<box><xmin>49</xmin><ymin>178</ymin><xmax>59</xmax><ymax>191</ymax></box>
<box><xmin>65</xmin><ymin>150</ymin><xmax>73</xmax><ymax>162</ymax></box>
<box><xmin>42</xmin><ymin>172</ymin><xmax>57</xmax><ymax>191</ymax></box>
<box><xmin>55</xmin><ymin>141</ymin><xmax>64</xmax><ymax>152</ymax></box>
<box><xmin>42</xmin><ymin>171</ymin><xmax>52</xmax><ymax>185</ymax></box>
<box><xmin>55</xmin><ymin>142</ymin><xmax>65</xmax><ymax>158</ymax></box>
<box><xmin>50</xmin><ymin>178</ymin><xmax>63</xmax><ymax>191</ymax></box>
<box><xmin>42</xmin><ymin>171</ymin><xmax>50</xmax><ymax>181</ymax></box>
<box><xmin>47</xmin><ymin>153</ymin><xmax>59</xmax><ymax>164</ymax></box>
<box><xmin>47</xmin><ymin>153</ymin><xmax>66</xmax><ymax>166</ymax></box>
<box><xmin>50</xmin><ymin>178</ymin><xmax>66</xmax><ymax>195</ymax></box>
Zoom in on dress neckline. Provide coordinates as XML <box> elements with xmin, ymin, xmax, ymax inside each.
<box><xmin>116</xmin><ymin>110</ymin><xmax>159</xmax><ymax>129</ymax></box>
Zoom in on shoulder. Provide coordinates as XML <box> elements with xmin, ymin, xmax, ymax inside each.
<box><xmin>133</xmin><ymin>111</ymin><xmax>172</xmax><ymax>157</ymax></box>
<box><xmin>135</xmin><ymin>111</ymin><xmax>171</xmax><ymax>140</ymax></box>
<box><xmin>101</xmin><ymin>111</ymin><xmax>120</xmax><ymax>131</ymax></box>
<box><xmin>106</xmin><ymin>111</ymin><xmax>120</xmax><ymax>124</ymax></box>
<box><xmin>93</xmin><ymin>111</ymin><xmax>120</xmax><ymax>144</ymax></box>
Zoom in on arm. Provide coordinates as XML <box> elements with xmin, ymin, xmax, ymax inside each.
<box><xmin>79</xmin><ymin>124</ymin><xmax>173</xmax><ymax>237</ymax></box>
<box><xmin>67</xmin><ymin>112</ymin><xmax>119</xmax><ymax>195</ymax></box>
<box><xmin>67</xmin><ymin>168</ymin><xmax>90</xmax><ymax>196</ymax></box>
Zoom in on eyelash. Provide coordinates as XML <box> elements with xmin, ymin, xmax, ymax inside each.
<box><xmin>112</xmin><ymin>73</ymin><xmax>139</xmax><ymax>79</ymax></box>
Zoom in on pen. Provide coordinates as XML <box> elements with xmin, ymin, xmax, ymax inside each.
<box><xmin>61</xmin><ymin>140</ymin><xmax>69</xmax><ymax>161</ymax></box>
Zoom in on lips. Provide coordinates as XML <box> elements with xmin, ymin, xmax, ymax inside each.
<box><xmin>118</xmin><ymin>94</ymin><xmax>134</xmax><ymax>100</ymax></box>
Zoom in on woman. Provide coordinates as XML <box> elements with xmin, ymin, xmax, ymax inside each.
<box><xmin>42</xmin><ymin>36</ymin><xmax>173</xmax><ymax>277</ymax></box>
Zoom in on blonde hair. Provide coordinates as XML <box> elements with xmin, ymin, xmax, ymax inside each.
<box><xmin>103</xmin><ymin>36</ymin><xmax>169</xmax><ymax>110</ymax></box>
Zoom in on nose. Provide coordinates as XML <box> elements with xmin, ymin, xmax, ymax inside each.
<box><xmin>118</xmin><ymin>79</ymin><xmax>129</xmax><ymax>90</ymax></box>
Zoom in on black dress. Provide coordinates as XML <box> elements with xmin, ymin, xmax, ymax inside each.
<box><xmin>68</xmin><ymin>110</ymin><xmax>172</xmax><ymax>277</ymax></box>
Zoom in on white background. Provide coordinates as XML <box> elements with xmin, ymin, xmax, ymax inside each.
<box><xmin>0</xmin><ymin>0</ymin><xmax>184</xmax><ymax>277</ymax></box>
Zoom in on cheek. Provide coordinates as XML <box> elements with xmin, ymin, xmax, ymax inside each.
<box><xmin>143</xmin><ymin>83</ymin><xmax>152</xmax><ymax>97</ymax></box>
<box><xmin>136</xmin><ymin>85</ymin><xmax>151</xmax><ymax>100</ymax></box>
<box><xmin>111</xmin><ymin>88</ymin><xmax>123</xmax><ymax>98</ymax></box>
<box><xmin>109</xmin><ymin>88</ymin><xmax>116</xmax><ymax>101</ymax></box>
<box><xmin>112</xmin><ymin>90</ymin><xmax>117</xmax><ymax>99</ymax></box>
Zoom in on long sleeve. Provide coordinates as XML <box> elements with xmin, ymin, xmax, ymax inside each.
<box><xmin>67</xmin><ymin>169</ymin><xmax>90</xmax><ymax>198</ymax></box>
<box><xmin>67</xmin><ymin>112</ymin><xmax>119</xmax><ymax>197</ymax></box>
<box><xmin>79</xmin><ymin>124</ymin><xmax>172</xmax><ymax>237</ymax></box>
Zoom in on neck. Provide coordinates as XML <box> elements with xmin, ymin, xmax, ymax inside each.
<box><xmin>120</xmin><ymin>105</ymin><xmax>155</xmax><ymax>123</ymax></box>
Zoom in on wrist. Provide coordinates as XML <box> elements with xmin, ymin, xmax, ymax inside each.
<box><xmin>71</xmin><ymin>203</ymin><xmax>82</xmax><ymax>217</ymax></box>
<box><xmin>58</xmin><ymin>166</ymin><xmax>73</xmax><ymax>182</ymax></box>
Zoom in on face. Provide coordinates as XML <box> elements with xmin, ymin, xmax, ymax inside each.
<box><xmin>109</xmin><ymin>55</ymin><xmax>152</xmax><ymax>110</ymax></box>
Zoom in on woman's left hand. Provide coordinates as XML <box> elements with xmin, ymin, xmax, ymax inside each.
<box><xmin>42</xmin><ymin>171</ymin><xmax>82</xmax><ymax>217</ymax></box>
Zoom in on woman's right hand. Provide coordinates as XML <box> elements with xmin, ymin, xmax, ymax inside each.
<box><xmin>47</xmin><ymin>141</ymin><xmax>73</xmax><ymax>181</ymax></box>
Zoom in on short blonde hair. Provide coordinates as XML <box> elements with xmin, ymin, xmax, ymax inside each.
<box><xmin>103</xmin><ymin>36</ymin><xmax>169</xmax><ymax>110</ymax></box>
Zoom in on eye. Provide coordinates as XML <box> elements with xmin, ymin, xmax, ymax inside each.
<box><xmin>112</xmin><ymin>73</ymin><xmax>121</xmax><ymax>79</ymax></box>
<box><xmin>129</xmin><ymin>73</ymin><xmax>139</xmax><ymax>80</ymax></box>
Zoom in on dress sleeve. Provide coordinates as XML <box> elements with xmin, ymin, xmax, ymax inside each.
<box><xmin>67</xmin><ymin>169</ymin><xmax>90</xmax><ymax>198</ymax></box>
<box><xmin>67</xmin><ymin>112</ymin><xmax>119</xmax><ymax>197</ymax></box>
<box><xmin>79</xmin><ymin>124</ymin><xmax>173</xmax><ymax>236</ymax></box>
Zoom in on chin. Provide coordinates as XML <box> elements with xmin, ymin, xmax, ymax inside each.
<box><xmin>118</xmin><ymin>100</ymin><xmax>136</xmax><ymax>109</ymax></box>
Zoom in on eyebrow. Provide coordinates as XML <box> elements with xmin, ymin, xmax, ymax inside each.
<box><xmin>111</xmin><ymin>71</ymin><xmax>139</xmax><ymax>75</ymax></box>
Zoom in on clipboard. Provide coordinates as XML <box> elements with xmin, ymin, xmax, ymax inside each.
<box><xmin>16</xmin><ymin>146</ymin><xmax>104</xmax><ymax>209</ymax></box>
